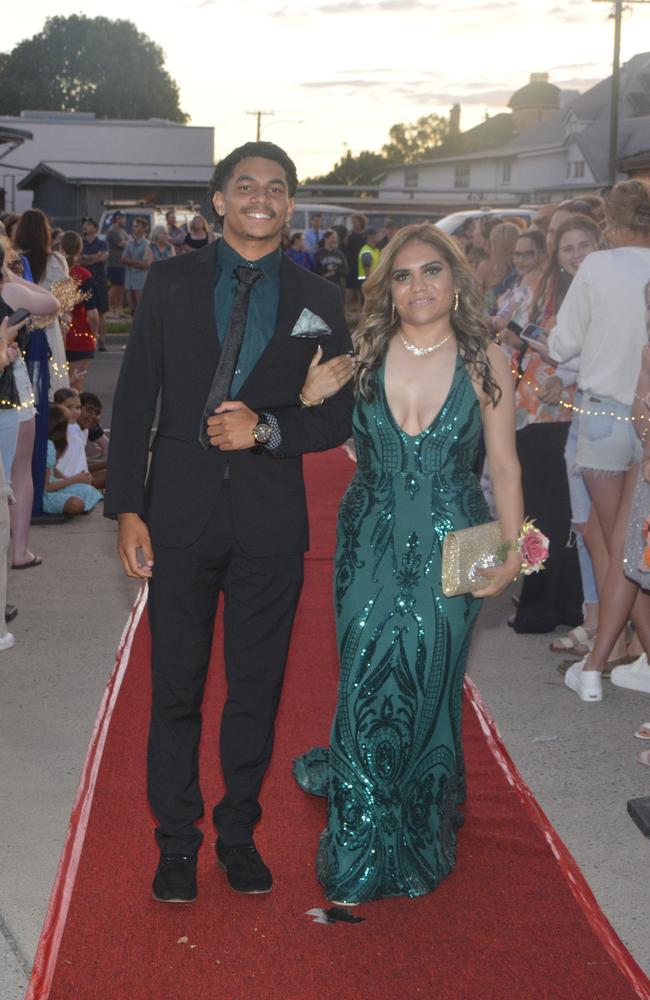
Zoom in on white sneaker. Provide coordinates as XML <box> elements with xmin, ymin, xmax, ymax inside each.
<box><xmin>610</xmin><ymin>654</ymin><xmax>650</xmax><ymax>693</ymax></box>
<box><xmin>0</xmin><ymin>632</ymin><xmax>15</xmax><ymax>651</ymax></box>
<box><xmin>565</xmin><ymin>658</ymin><xmax>603</xmax><ymax>702</ymax></box>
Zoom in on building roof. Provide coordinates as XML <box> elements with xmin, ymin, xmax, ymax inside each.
<box><xmin>0</xmin><ymin>124</ymin><xmax>33</xmax><ymax>146</ymax></box>
<box><xmin>18</xmin><ymin>161</ymin><xmax>214</xmax><ymax>190</ymax></box>
<box><xmin>508</xmin><ymin>76</ymin><xmax>560</xmax><ymax>110</ymax></box>
<box><xmin>379</xmin><ymin>53</ymin><xmax>650</xmax><ymax>184</ymax></box>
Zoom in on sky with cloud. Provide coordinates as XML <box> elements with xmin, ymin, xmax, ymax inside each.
<box><xmin>3</xmin><ymin>1</ymin><xmax>649</xmax><ymax>178</ymax></box>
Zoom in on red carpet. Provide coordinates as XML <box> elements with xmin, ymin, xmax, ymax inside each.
<box><xmin>28</xmin><ymin>450</ymin><xmax>650</xmax><ymax>1000</ymax></box>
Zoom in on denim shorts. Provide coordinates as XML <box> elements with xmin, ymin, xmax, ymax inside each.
<box><xmin>564</xmin><ymin>406</ymin><xmax>591</xmax><ymax>523</ymax></box>
<box><xmin>576</xmin><ymin>393</ymin><xmax>642</xmax><ymax>473</ymax></box>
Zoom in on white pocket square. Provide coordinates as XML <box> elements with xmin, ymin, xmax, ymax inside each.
<box><xmin>290</xmin><ymin>308</ymin><xmax>332</xmax><ymax>338</ymax></box>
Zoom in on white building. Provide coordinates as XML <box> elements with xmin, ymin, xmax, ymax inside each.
<box><xmin>377</xmin><ymin>54</ymin><xmax>650</xmax><ymax>206</ymax></box>
<box><xmin>0</xmin><ymin>111</ymin><xmax>215</xmax><ymax>223</ymax></box>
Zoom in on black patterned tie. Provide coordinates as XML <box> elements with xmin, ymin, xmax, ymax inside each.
<box><xmin>199</xmin><ymin>264</ymin><xmax>263</xmax><ymax>449</ymax></box>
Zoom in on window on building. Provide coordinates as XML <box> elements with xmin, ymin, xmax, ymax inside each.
<box><xmin>405</xmin><ymin>167</ymin><xmax>419</xmax><ymax>188</ymax></box>
<box><xmin>501</xmin><ymin>161</ymin><xmax>512</xmax><ymax>184</ymax></box>
<box><xmin>454</xmin><ymin>164</ymin><xmax>470</xmax><ymax>189</ymax></box>
<box><xmin>573</xmin><ymin>161</ymin><xmax>585</xmax><ymax>178</ymax></box>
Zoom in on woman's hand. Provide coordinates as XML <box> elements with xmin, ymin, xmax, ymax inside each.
<box><xmin>471</xmin><ymin>552</ymin><xmax>522</xmax><ymax>598</ymax></box>
<box><xmin>538</xmin><ymin>374</ymin><xmax>563</xmax><ymax>405</ymax></box>
<box><xmin>72</xmin><ymin>471</ymin><xmax>93</xmax><ymax>485</ymax></box>
<box><xmin>0</xmin><ymin>315</ymin><xmax>28</xmax><ymax>346</ymax></box>
<box><xmin>301</xmin><ymin>346</ymin><xmax>356</xmax><ymax>404</ymax></box>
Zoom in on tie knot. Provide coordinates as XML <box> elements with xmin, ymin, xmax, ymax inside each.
<box><xmin>234</xmin><ymin>264</ymin><xmax>263</xmax><ymax>288</ymax></box>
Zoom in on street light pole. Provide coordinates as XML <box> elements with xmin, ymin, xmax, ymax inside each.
<box><xmin>593</xmin><ymin>0</ymin><xmax>650</xmax><ymax>183</ymax></box>
<box><xmin>246</xmin><ymin>110</ymin><xmax>274</xmax><ymax>141</ymax></box>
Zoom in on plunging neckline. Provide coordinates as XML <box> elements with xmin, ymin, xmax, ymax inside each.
<box><xmin>380</xmin><ymin>352</ymin><xmax>461</xmax><ymax>439</ymax></box>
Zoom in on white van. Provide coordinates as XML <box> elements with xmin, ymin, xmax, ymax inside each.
<box><xmin>289</xmin><ymin>203</ymin><xmax>351</xmax><ymax>234</ymax></box>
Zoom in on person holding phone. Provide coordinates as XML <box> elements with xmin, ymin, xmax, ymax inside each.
<box><xmin>1</xmin><ymin>242</ymin><xmax>60</xmax><ymax>563</ymax></box>
<box><xmin>547</xmin><ymin>180</ymin><xmax>650</xmax><ymax>702</ymax></box>
<box><xmin>497</xmin><ymin>230</ymin><xmax>585</xmax><ymax>634</ymax></box>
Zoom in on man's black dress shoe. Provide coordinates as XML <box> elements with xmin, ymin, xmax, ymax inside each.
<box><xmin>216</xmin><ymin>839</ymin><xmax>272</xmax><ymax>894</ymax></box>
<box><xmin>152</xmin><ymin>853</ymin><xmax>197</xmax><ymax>903</ymax></box>
<box><xmin>5</xmin><ymin>605</ymin><xmax>17</xmax><ymax>624</ymax></box>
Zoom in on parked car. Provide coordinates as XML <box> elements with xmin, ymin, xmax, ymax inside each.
<box><xmin>289</xmin><ymin>203</ymin><xmax>352</xmax><ymax>233</ymax></box>
<box><xmin>436</xmin><ymin>207</ymin><xmax>538</xmax><ymax>237</ymax></box>
<box><xmin>98</xmin><ymin>204</ymin><xmax>203</xmax><ymax>236</ymax></box>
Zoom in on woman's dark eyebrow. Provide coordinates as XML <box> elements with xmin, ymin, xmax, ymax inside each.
<box><xmin>392</xmin><ymin>258</ymin><xmax>444</xmax><ymax>276</ymax></box>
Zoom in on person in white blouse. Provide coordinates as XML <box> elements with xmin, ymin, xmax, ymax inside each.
<box><xmin>546</xmin><ymin>180</ymin><xmax>650</xmax><ymax>702</ymax></box>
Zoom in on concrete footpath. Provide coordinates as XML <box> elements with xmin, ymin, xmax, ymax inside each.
<box><xmin>1</xmin><ymin>345</ymin><xmax>649</xmax><ymax>999</ymax></box>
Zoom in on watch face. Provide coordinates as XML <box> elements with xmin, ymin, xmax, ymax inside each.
<box><xmin>253</xmin><ymin>422</ymin><xmax>272</xmax><ymax>445</ymax></box>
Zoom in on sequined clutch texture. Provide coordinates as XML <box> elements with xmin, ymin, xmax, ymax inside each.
<box><xmin>442</xmin><ymin>521</ymin><xmax>503</xmax><ymax>597</ymax></box>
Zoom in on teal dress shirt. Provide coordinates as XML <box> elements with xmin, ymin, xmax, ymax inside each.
<box><xmin>214</xmin><ymin>238</ymin><xmax>281</xmax><ymax>398</ymax></box>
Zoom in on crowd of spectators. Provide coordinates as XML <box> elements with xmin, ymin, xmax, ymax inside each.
<box><xmin>448</xmin><ymin>181</ymin><xmax>650</xmax><ymax>740</ymax></box>
<box><xmin>1</xmin><ymin>182</ymin><xmax>649</xmax><ymax>735</ymax></box>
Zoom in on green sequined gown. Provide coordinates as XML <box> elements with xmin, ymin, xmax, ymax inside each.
<box><xmin>295</xmin><ymin>354</ymin><xmax>490</xmax><ymax>903</ymax></box>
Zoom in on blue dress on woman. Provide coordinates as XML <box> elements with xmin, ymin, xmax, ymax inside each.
<box><xmin>295</xmin><ymin>353</ymin><xmax>490</xmax><ymax>903</ymax></box>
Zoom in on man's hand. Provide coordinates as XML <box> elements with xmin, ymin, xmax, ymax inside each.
<box><xmin>117</xmin><ymin>513</ymin><xmax>154</xmax><ymax>579</ymax></box>
<box><xmin>207</xmin><ymin>401</ymin><xmax>258</xmax><ymax>450</ymax></box>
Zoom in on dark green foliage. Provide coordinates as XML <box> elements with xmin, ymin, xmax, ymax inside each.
<box><xmin>0</xmin><ymin>16</ymin><xmax>187</xmax><ymax>122</ymax></box>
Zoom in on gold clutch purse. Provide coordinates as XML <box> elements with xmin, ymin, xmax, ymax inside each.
<box><xmin>441</xmin><ymin>521</ymin><xmax>503</xmax><ymax>597</ymax></box>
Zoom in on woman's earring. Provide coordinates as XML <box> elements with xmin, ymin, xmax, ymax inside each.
<box><xmin>391</xmin><ymin>302</ymin><xmax>397</xmax><ymax>323</ymax></box>
<box><xmin>453</xmin><ymin>291</ymin><xmax>459</xmax><ymax>312</ymax></box>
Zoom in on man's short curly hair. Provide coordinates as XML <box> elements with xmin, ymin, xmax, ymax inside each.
<box><xmin>209</xmin><ymin>141</ymin><xmax>298</xmax><ymax>216</ymax></box>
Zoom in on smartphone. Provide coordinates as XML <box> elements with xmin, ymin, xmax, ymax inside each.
<box><xmin>6</xmin><ymin>307</ymin><xmax>31</xmax><ymax>327</ymax></box>
<box><xmin>519</xmin><ymin>323</ymin><xmax>546</xmax><ymax>344</ymax></box>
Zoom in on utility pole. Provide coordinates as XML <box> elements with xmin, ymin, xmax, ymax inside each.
<box><xmin>246</xmin><ymin>110</ymin><xmax>274</xmax><ymax>141</ymax></box>
<box><xmin>593</xmin><ymin>0</ymin><xmax>650</xmax><ymax>183</ymax></box>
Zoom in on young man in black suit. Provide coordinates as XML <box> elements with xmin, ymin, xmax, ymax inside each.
<box><xmin>104</xmin><ymin>142</ymin><xmax>354</xmax><ymax>902</ymax></box>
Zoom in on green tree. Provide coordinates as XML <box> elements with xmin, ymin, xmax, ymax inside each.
<box><xmin>381</xmin><ymin>113</ymin><xmax>451</xmax><ymax>163</ymax></box>
<box><xmin>0</xmin><ymin>16</ymin><xmax>187</xmax><ymax>122</ymax></box>
<box><xmin>304</xmin><ymin>149</ymin><xmax>387</xmax><ymax>187</ymax></box>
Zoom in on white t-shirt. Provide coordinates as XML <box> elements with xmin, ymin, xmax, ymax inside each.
<box><xmin>57</xmin><ymin>423</ymin><xmax>88</xmax><ymax>477</ymax></box>
<box><xmin>548</xmin><ymin>246</ymin><xmax>650</xmax><ymax>405</ymax></box>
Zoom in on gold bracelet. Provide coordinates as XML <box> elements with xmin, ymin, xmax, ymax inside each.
<box><xmin>299</xmin><ymin>392</ymin><xmax>324</xmax><ymax>407</ymax></box>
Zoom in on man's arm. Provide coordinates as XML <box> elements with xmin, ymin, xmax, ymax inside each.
<box><xmin>205</xmin><ymin>288</ymin><xmax>354</xmax><ymax>455</ymax></box>
<box><xmin>104</xmin><ymin>265</ymin><xmax>163</xmax><ymax>519</ymax></box>
<box><xmin>265</xmin><ymin>291</ymin><xmax>354</xmax><ymax>456</ymax></box>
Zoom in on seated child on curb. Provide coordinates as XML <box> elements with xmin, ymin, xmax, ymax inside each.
<box><xmin>43</xmin><ymin>404</ymin><xmax>102</xmax><ymax>516</ymax></box>
<box><xmin>79</xmin><ymin>391</ymin><xmax>108</xmax><ymax>489</ymax></box>
<box><xmin>52</xmin><ymin>387</ymin><xmax>104</xmax><ymax>490</ymax></box>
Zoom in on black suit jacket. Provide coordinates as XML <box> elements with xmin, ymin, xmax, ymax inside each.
<box><xmin>104</xmin><ymin>242</ymin><xmax>354</xmax><ymax>553</ymax></box>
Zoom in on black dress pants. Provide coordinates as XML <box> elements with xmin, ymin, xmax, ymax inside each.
<box><xmin>513</xmin><ymin>421</ymin><xmax>583</xmax><ymax>633</ymax></box>
<box><xmin>147</xmin><ymin>483</ymin><xmax>304</xmax><ymax>854</ymax></box>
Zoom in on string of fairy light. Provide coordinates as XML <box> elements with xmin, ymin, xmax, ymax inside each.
<box><xmin>511</xmin><ymin>366</ymin><xmax>650</xmax><ymax>428</ymax></box>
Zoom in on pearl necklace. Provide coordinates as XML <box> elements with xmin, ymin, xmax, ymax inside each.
<box><xmin>398</xmin><ymin>331</ymin><xmax>453</xmax><ymax>357</ymax></box>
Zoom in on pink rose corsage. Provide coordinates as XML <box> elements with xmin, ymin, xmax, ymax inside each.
<box><xmin>517</xmin><ymin>518</ymin><xmax>549</xmax><ymax>575</ymax></box>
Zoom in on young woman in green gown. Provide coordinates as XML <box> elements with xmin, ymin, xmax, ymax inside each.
<box><xmin>296</xmin><ymin>224</ymin><xmax>524</xmax><ymax>904</ymax></box>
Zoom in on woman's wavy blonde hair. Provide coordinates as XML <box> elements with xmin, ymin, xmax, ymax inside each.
<box><xmin>354</xmin><ymin>222</ymin><xmax>501</xmax><ymax>405</ymax></box>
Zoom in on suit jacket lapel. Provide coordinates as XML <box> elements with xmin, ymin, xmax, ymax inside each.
<box><xmin>190</xmin><ymin>241</ymin><xmax>221</xmax><ymax>373</ymax></box>
<box><xmin>235</xmin><ymin>253</ymin><xmax>305</xmax><ymax>398</ymax></box>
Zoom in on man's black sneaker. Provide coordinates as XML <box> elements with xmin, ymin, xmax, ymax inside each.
<box><xmin>5</xmin><ymin>605</ymin><xmax>17</xmax><ymax>623</ymax></box>
<box><xmin>152</xmin><ymin>853</ymin><xmax>197</xmax><ymax>903</ymax></box>
<box><xmin>216</xmin><ymin>839</ymin><xmax>272</xmax><ymax>894</ymax></box>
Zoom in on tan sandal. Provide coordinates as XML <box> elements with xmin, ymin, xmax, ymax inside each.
<box><xmin>549</xmin><ymin>625</ymin><xmax>595</xmax><ymax>655</ymax></box>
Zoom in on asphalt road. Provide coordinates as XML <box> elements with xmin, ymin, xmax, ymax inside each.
<box><xmin>1</xmin><ymin>340</ymin><xmax>649</xmax><ymax>999</ymax></box>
